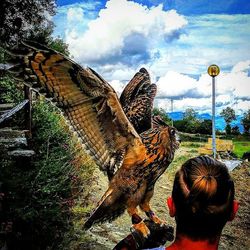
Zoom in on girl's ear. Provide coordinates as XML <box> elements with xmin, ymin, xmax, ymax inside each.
<box><xmin>229</xmin><ymin>200</ymin><xmax>239</xmax><ymax>221</ymax></box>
<box><xmin>167</xmin><ymin>197</ymin><xmax>176</xmax><ymax>217</ymax></box>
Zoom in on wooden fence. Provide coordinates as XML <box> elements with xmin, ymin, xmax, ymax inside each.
<box><xmin>0</xmin><ymin>86</ymin><xmax>32</xmax><ymax>137</ymax></box>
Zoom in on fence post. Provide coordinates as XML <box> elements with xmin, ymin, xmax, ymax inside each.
<box><xmin>24</xmin><ymin>85</ymin><xmax>32</xmax><ymax>138</ymax></box>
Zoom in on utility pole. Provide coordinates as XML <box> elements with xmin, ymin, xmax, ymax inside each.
<box><xmin>171</xmin><ymin>99</ymin><xmax>173</xmax><ymax>126</ymax></box>
<box><xmin>208</xmin><ymin>64</ymin><xmax>220</xmax><ymax>158</ymax></box>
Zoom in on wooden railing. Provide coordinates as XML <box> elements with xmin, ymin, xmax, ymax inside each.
<box><xmin>0</xmin><ymin>86</ymin><xmax>32</xmax><ymax>137</ymax></box>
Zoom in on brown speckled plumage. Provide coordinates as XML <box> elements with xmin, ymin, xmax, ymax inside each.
<box><xmin>120</xmin><ymin>68</ymin><xmax>157</xmax><ymax>134</ymax></box>
<box><xmin>8</xmin><ymin>41</ymin><xmax>180</xmax><ymax>235</ymax></box>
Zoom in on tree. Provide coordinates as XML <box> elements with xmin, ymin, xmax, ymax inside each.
<box><xmin>231</xmin><ymin>125</ymin><xmax>240</xmax><ymax>135</ymax></box>
<box><xmin>241</xmin><ymin>109</ymin><xmax>250</xmax><ymax>134</ymax></box>
<box><xmin>183</xmin><ymin>108</ymin><xmax>197</xmax><ymax>121</ymax></box>
<box><xmin>197</xmin><ymin>119</ymin><xmax>212</xmax><ymax>135</ymax></box>
<box><xmin>0</xmin><ymin>0</ymin><xmax>56</xmax><ymax>47</ymax></box>
<box><xmin>174</xmin><ymin>119</ymin><xmax>188</xmax><ymax>132</ymax></box>
<box><xmin>182</xmin><ymin>108</ymin><xmax>201</xmax><ymax>133</ymax></box>
<box><xmin>220</xmin><ymin>107</ymin><xmax>236</xmax><ymax>134</ymax></box>
<box><xmin>220</xmin><ymin>107</ymin><xmax>236</xmax><ymax>124</ymax></box>
<box><xmin>225</xmin><ymin>124</ymin><xmax>232</xmax><ymax>135</ymax></box>
<box><xmin>0</xmin><ymin>0</ymin><xmax>70</xmax><ymax>113</ymax></box>
<box><xmin>48</xmin><ymin>37</ymin><xmax>70</xmax><ymax>57</ymax></box>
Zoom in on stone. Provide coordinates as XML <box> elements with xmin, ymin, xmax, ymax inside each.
<box><xmin>8</xmin><ymin>149</ymin><xmax>35</xmax><ymax>158</ymax></box>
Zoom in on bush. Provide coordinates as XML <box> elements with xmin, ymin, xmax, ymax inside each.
<box><xmin>0</xmin><ymin>99</ymin><xmax>95</xmax><ymax>249</ymax></box>
<box><xmin>0</xmin><ymin>76</ymin><xmax>23</xmax><ymax>104</ymax></box>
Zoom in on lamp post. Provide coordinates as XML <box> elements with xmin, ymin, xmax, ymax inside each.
<box><xmin>171</xmin><ymin>99</ymin><xmax>173</xmax><ymax>126</ymax></box>
<box><xmin>208</xmin><ymin>64</ymin><xmax>220</xmax><ymax>158</ymax></box>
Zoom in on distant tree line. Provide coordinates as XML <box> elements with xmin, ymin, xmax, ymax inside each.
<box><xmin>153</xmin><ymin>107</ymin><xmax>250</xmax><ymax>136</ymax></box>
<box><xmin>174</xmin><ymin>108</ymin><xmax>212</xmax><ymax>135</ymax></box>
<box><xmin>220</xmin><ymin>107</ymin><xmax>250</xmax><ymax>135</ymax></box>
<box><xmin>153</xmin><ymin>108</ymin><xmax>212</xmax><ymax>134</ymax></box>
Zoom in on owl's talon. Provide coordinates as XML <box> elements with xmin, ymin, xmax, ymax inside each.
<box><xmin>132</xmin><ymin>221</ymin><xmax>150</xmax><ymax>238</ymax></box>
<box><xmin>151</xmin><ymin>214</ymin><xmax>165</xmax><ymax>226</ymax></box>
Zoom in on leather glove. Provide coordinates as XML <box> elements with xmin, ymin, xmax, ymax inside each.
<box><xmin>113</xmin><ymin>220</ymin><xmax>174</xmax><ymax>250</ymax></box>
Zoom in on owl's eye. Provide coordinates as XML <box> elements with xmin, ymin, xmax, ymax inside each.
<box><xmin>170</xmin><ymin>128</ymin><xmax>175</xmax><ymax>136</ymax></box>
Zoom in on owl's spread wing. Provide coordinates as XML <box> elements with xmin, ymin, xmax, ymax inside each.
<box><xmin>8</xmin><ymin>41</ymin><xmax>142</xmax><ymax>178</ymax></box>
<box><xmin>120</xmin><ymin>68</ymin><xmax>157</xmax><ymax>134</ymax></box>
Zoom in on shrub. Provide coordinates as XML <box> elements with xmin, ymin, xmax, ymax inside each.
<box><xmin>0</xmin><ymin>99</ymin><xmax>95</xmax><ymax>249</ymax></box>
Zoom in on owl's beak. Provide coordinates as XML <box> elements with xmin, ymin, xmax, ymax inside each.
<box><xmin>175</xmin><ymin>132</ymin><xmax>181</xmax><ymax>146</ymax></box>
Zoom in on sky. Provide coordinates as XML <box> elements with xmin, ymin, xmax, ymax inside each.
<box><xmin>53</xmin><ymin>0</ymin><xmax>250</xmax><ymax>115</ymax></box>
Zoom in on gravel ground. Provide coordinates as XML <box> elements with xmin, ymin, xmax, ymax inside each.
<box><xmin>83</xmin><ymin>144</ymin><xmax>250</xmax><ymax>250</ymax></box>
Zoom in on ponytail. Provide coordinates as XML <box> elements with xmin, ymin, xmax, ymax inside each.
<box><xmin>192</xmin><ymin>174</ymin><xmax>217</xmax><ymax>198</ymax></box>
<box><xmin>172</xmin><ymin>156</ymin><xmax>235</xmax><ymax>239</ymax></box>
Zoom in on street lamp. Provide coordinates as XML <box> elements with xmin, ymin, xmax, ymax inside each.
<box><xmin>208</xmin><ymin>64</ymin><xmax>220</xmax><ymax>158</ymax></box>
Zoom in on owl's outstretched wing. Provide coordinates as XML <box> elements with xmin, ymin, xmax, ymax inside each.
<box><xmin>120</xmin><ymin>68</ymin><xmax>157</xmax><ymax>134</ymax></box>
<box><xmin>8</xmin><ymin>41</ymin><xmax>142</xmax><ymax>179</ymax></box>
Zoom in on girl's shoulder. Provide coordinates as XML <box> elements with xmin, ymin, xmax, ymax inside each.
<box><xmin>143</xmin><ymin>247</ymin><xmax>166</xmax><ymax>250</ymax></box>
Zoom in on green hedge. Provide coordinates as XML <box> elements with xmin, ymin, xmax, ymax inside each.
<box><xmin>0</xmin><ymin>99</ymin><xmax>96</xmax><ymax>249</ymax></box>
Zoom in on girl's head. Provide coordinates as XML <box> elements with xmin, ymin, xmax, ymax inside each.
<box><xmin>168</xmin><ymin>156</ymin><xmax>238</xmax><ymax>241</ymax></box>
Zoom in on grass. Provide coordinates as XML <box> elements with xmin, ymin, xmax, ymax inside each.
<box><xmin>0</xmin><ymin>100</ymin><xmax>96</xmax><ymax>249</ymax></box>
<box><xmin>233</xmin><ymin>139</ymin><xmax>250</xmax><ymax>158</ymax></box>
<box><xmin>181</xmin><ymin>135</ymin><xmax>250</xmax><ymax>159</ymax></box>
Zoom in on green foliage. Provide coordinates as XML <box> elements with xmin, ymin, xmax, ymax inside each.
<box><xmin>0</xmin><ymin>46</ymin><xmax>24</xmax><ymax>104</ymax></box>
<box><xmin>182</xmin><ymin>108</ymin><xmax>201</xmax><ymax>133</ymax></box>
<box><xmin>30</xmin><ymin>100</ymin><xmax>95</xmax><ymax>247</ymax></box>
<box><xmin>183</xmin><ymin>108</ymin><xmax>197</xmax><ymax>121</ymax></box>
<box><xmin>153</xmin><ymin>108</ymin><xmax>172</xmax><ymax>125</ymax></box>
<box><xmin>241</xmin><ymin>109</ymin><xmax>250</xmax><ymax>134</ymax></box>
<box><xmin>220</xmin><ymin>107</ymin><xmax>236</xmax><ymax>125</ymax></box>
<box><xmin>231</xmin><ymin>125</ymin><xmax>240</xmax><ymax>135</ymax></box>
<box><xmin>186</xmin><ymin>120</ymin><xmax>200</xmax><ymax>133</ymax></box>
<box><xmin>0</xmin><ymin>100</ymin><xmax>95</xmax><ymax>249</ymax></box>
<box><xmin>225</xmin><ymin>124</ymin><xmax>232</xmax><ymax>135</ymax></box>
<box><xmin>0</xmin><ymin>0</ymin><xmax>56</xmax><ymax>47</ymax></box>
<box><xmin>48</xmin><ymin>37</ymin><xmax>70</xmax><ymax>56</ymax></box>
<box><xmin>0</xmin><ymin>76</ymin><xmax>23</xmax><ymax>103</ymax></box>
<box><xmin>174</xmin><ymin>108</ymin><xmax>212</xmax><ymax>135</ymax></box>
<box><xmin>197</xmin><ymin>119</ymin><xmax>212</xmax><ymax>135</ymax></box>
<box><xmin>174</xmin><ymin>119</ymin><xmax>187</xmax><ymax>132</ymax></box>
<box><xmin>0</xmin><ymin>47</ymin><xmax>5</xmax><ymax>63</ymax></box>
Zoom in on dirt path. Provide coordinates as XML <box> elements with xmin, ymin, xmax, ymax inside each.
<box><xmin>83</xmin><ymin>143</ymin><xmax>250</xmax><ymax>249</ymax></box>
<box><xmin>220</xmin><ymin>162</ymin><xmax>250</xmax><ymax>249</ymax></box>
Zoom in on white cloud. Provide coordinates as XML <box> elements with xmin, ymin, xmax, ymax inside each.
<box><xmin>216</xmin><ymin>71</ymin><xmax>250</xmax><ymax>99</ymax></box>
<box><xmin>67</xmin><ymin>7</ymin><xmax>84</xmax><ymax>23</ymax></box>
<box><xmin>232</xmin><ymin>60</ymin><xmax>250</xmax><ymax>73</ymax></box>
<box><xmin>65</xmin><ymin>0</ymin><xmax>187</xmax><ymax>64</ymax></box>
<box><xmin>157</xmin><ymin>71</ymin><xmax>198</xmax><ymax>98</ymax></box>
<box><xmin>148</xmin><ymin>14</ymin><xmax>250</xmax><ymax>75</ymax></box>
<box><xmin>110</xmin><ymin>79</ymin><xmax>126</xmax><ymax>96</ymax></box>
<box><xmin>53</xmin><ymin>3</ymin><xmax>250</xmax><ymax>114</ymax></box>
<box><xmin>155</xmin><ymin>97</ymin><xmax>211</xmax><ymax>112</ymax></box>
<box><xmin>153</xmin><ymin>60</ymin><xmax>250</xmax><ymax>114</ymax></box>
<box><xmin>53</xmin><ymin>2</ymin><xmax>101</xmax><ymax>38</ymax></box>
<box><xmin>236</xmin><ymin>100</ymin><xmax>250</xmax><ymax>113</ymax></box>
<box><xmin>102</xmin><ymin>64</ymin><xmax>136</xmax><ymax>81</ymax></box>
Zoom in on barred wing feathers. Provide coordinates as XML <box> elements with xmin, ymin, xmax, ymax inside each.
<box><xmin>120</xmin><ymin>68</ymin><xmax>157</xmax><ymax>134</ymax></box>
<box><xmin>8</xmin><ymin>41</ymin><xmax>141</xmax><ymax>178</ymax></box>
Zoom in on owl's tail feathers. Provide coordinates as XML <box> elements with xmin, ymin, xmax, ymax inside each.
<box><xmin>83</xmin><ymin>188</ymin><xmax>126</xmax><ymax>230</ymax></box>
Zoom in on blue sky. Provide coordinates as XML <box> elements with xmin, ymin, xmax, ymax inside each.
<box><xmin>53</xmin><ymin>0</ymin><xmax>250</xmax><ymax>114</ymax></box>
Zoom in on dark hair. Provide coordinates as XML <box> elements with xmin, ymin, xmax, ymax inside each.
<box><xmin>172</xmin><ymin>156</ymin><xmax>235</xmax><ymax>241</ymax></box>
